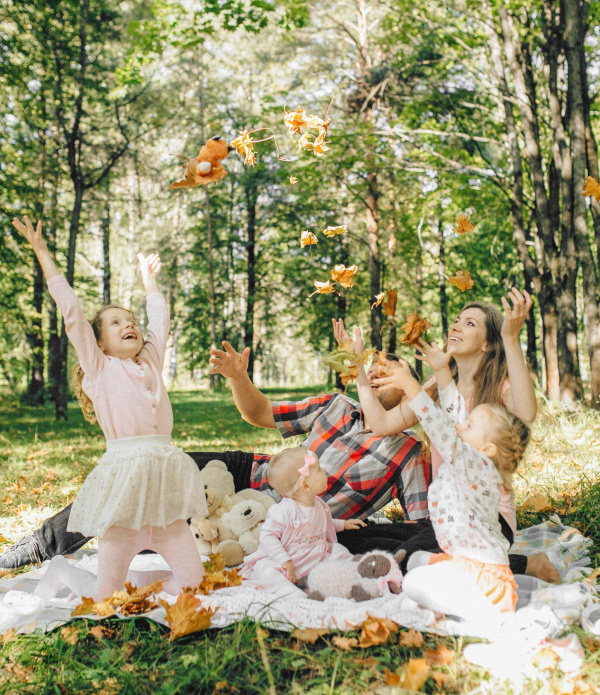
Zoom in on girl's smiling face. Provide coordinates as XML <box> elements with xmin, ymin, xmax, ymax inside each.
<box><xmin>448</xmin><ymin>307</ymin><xmax>488</xmax><ymax>356</ymax></box>
<box><xmin>97</xmin><ymin>307</ymin><xmax>144</xmax><ymax>359</ymax></box>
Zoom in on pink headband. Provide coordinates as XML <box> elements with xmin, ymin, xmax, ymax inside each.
<box><xmin>286</xmin><ymin>452</ymin><xmax>317</xmax><ymax>497</ymax></box>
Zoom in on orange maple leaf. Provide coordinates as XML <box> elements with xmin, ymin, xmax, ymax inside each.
<box><xmin>331</xmin><ymin>264</ymin><xmax>358</xmax><ymax>289</ymax></box>
<box><xmin>230</xmin><ymin>130</ymin><xmax>257</xmax><ymax>166</ymax></box>
<box><xmin>453</xmin><ymin>213</ymin><xmax>475</xmax><ymax>235</ymax></box>
<box><xmin>400</xmin><ymin>658</ymin><xmax>430</xmax><ymax>690</ymax></box>
<box><xmin>72</xmin><ymin>596</ymin><xmax>96</xmax><ymax>617</ymax></box>
<box><xmin>371</xmin><ymin>292</ymin><xmax>385</xmax><ymax>309</ymax></box>
<box><xmin>583</xmin><ymin>176</ymin><xmax>600</xmax><ymax>201</ymax></box>
<box><xmin>447</xmin><ymin>270</ymin><xmax>474</xmax><ymax>292</ymax></box>
<box><xmin>309</xmin><ymin>280</ymin><xmax>339</xmax><ymax>297</ymax></box>
<box><xmin>300</xmin><ymin>231</ymin><xmax>318</xmax><ymax>248</ymax></box>
<box><xmin>291</xmin><ymin>628</ymin><xmax>329</xmax><ymax>644</ymax></box>
<box><xmin>382</xmin><ymin>289</ymin><xmax>398</xmax><ymax>317</ymax></box>
<box><xmin>359</xmin><ymin>615</ymin><xmax>399</xmax><ymax>648</ymax></box>
<box><xmin>160</xmin><ymin>593</ymin><xmax>214</xmax><ymax>641</ymax></box>
<box><xmin>332</xmin><ymin>635</ymin><xmax>358</xmax><ymax>650</ymax></box>
<box><xmin>423</xmin><ymin>643</ymin><xmax>455</xmax><ymax>665</ymax></box>
<box><xmin>284</xmin><ymin>107</ymin><xmax>308</xmax><ymax>135</ymax></box>
<box><xmin>399</xmin><ymin>311</ymin><xmax>432</xmax><ymax>347</ymax></box>
<box><xmin>297</xmin><ymin>132</ymin><xmax>329</xmax><ymax>156</ymax></box>
<box><xmin>399</xmin><ymin>627</ymin><xmax>425</xmax><ymax>649</ymax></box>
<box><xmin>322</xmin><ymin>225</ymin><xmax>348</xmax><ymax>237</ymax></box>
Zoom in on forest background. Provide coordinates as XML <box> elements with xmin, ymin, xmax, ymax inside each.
<box><xmin>2</xmin><ymin>0</ymin><xmax>600</xmax><ymax>419</ymax></box>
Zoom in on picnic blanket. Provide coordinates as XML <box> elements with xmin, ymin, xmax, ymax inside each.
<box><xmin>0</xmin><ymin>516</ymin><xmax>596</xmax><ymax>640</ymax></box>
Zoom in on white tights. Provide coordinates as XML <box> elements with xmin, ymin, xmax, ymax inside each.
<box><xmin>35</xmin><ymin>520</ymin><xmax>205</xmax><ymax>601</ymax></box>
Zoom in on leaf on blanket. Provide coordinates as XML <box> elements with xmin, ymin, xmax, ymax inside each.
<box><xmin>332</xmin><ymin>635</ymin><xmax>358</xmax><ymax>650</ymax></box>
<box><xmin>203</xmin><ymin>552</ymin><xmax>226</xmax><ymax>573</ymax></box>
<box><xmin>532</xmin><ymin>646</ymin><xmax>560</xmax><ymax>671</ymax></box>
<box><xmin>423</xmin><ymin>643</ymin><xmax>455</xmax><ymax>665</ymax></box>
<box><xmin>522</xmin><ymin>493</ymin><xmax>554</xmax><ymax>513</ymax></box>
<box><xmin>195</xmin><ymin>567</ymin><xmax>243</xmax><ymax>595</ymax></box>
<box><xmin>88</xmin><ymin>625</ymin><xmax>116</xmax><ymax>642</ymax></box>
<box><xmin>60</xmin><ymin>626</ymin><xmax>81</xmax><ymax>645</ymax></box>
<box><xmin>92</xmin><ymin>601</ymin><xmax>120</xmax><ymax>618</ymax></box>
<box><xmin>72</xmin><ymin>596</ymin><xmax>97</xmax><ymax>617</ymax></box>
<box><xmin>400</xmin><ymin>658</ymin><xmax>430</xmax><ymax>690</ymax></box>
<box><xmin>359</xmin><ymin>615</ymin><xmax>399</xmax><ymax>647</ymax></box>
<box><xmin>398</xmin><ymin>627</ymin><xmax>425</xmax><ymax>649</ymax></box>
<box><xmin>159</xmin><ymin>594</ymin><xmax>214</xmax><ymax>640</ymax></box>
<box><xmin>553</xmin><ymin>675</ymin><xmax>596</xmax><ymax>695</ymax></box>
<box><xmin>291</xmin><ymin>628</ymin><xmax>329</xmax><ymax>643</ymax></box>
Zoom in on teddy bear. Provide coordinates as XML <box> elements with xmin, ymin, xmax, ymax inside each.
<box><xmin>188</xmin><ymin>459</ymin><xmax>275</xmax><ymax>565</ymax></box>
<box><xmin>216</xmin><ymin>498</ymin><xmax>270</xmax><ymax>567</ymax></box>
<box><xmin>304</xmin><ymin>551</ymin><xmax>403</xmax><ymax>602</ymax></box>
<box><xmin>169</xmin><ymin>137</ymin><xmax>231</xmax><ymax>189</ymax></box>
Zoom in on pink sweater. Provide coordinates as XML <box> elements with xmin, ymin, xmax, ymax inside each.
<box><xmin>47</xmin><ymin>276</ymin><xmax>173</xmax><ymax>441</ymax></box>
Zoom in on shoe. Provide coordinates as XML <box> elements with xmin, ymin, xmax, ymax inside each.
<box><xmin>0</xmin><ymin>535</ymin><xmax>45</xmax><ymax>569</ymax></box>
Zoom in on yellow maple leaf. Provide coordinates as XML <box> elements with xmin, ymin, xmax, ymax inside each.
<box><xmin>72</xmin><ymin>596</ymin><xmax>98</xmax><ymax>617</ymax></box>
<box><xmin>289</xmin><ymin>176</ymin><xmax>298</xmax><ymax>184</ymax></box>
<box><xmin>384</xmin><ymin>668</ymin><xmax>401</xmax><ymax>686</ymax></box>
<box><xmin>309</xmin><ymin>280</ymin><xmax>339</xmax><ymax>297</ymax></box>
<box><xmin>284</xmin><ymin>106</ymin><xmax>307</xmax><ymax>135</ymax></box>
<box><xmin>230</xmin><ymin>130</ymin><xmax>256</xmax><ymax>166</ymax></box>
<box><xmin>322</xmin><ymin>225</ymin><xmax>348</xmax><ymax>237</ymax></box>
<box><xmin>340</xmin><ymin>364</ymin><xmax>359</xmax><ymax>386</ymax></box>
<box><xmin>583</xmin><ymin>176</ymin><xmax>600</xmax><ymax>201</ymax></box>
<box><xmin>300</xmin><ymin>231</ymin><xmax>318</xmax><ymax>248</ymax></box>
<box><xmin>88</xmin><ymin>625</ymin><xmax>116</xmax><ymax>642</ymax></box>
<box><xmin>400</xmin><ymin>658</ymin><xmax>430</xmax><ymax>690</ymax></box>
<box><xmin>399</xmin><ymin>311</ymin><xmax>432</xmax><ymax>347</ymax></box>
<box><xmin>332</xmin><ymin>635</ymin><xmax>358</xmax><ymax>650</ymax></box>
<box><xmin>522</xmin><ymin>493</ymin><xmax>553</xmax><ymax>513</ymax></box>
<box><xmin>331</xmin><ymin>264</ymin><xmax>358</xmax><ymax>289</ymax></box>
<box><xmin>453</xmin><ymin>213</ymin><xmax>475</xmax><ymax>235</ymax></box>
<box><xmin>359</xmin><ymin>615</ymin><xmax>399</xmax><ymax>648</ymax></box>
<box><xmin>399</xmin><ymin>627</ymin><xmax>425</xmax><ymax>649</ymax></box>
<box><xmin>382</xmin><ymin>289</ymin><xmax>398</xmax><ymax>317</ymax></box>
<box><xmin>352</xmin><ymin>347</ymin><xmax>377</xmax><ymax>366</ymax></box>
<box><xmin>291</xmin><ymin>628</ymin><xmax>329</xmax><ymax>644</ymax></box>
<box><xmin>447</xmin><ymin>270</ymin><xmax>474</xmax><ymax>292</ymax></box>
<box><xmin>423</xmin><ymin>643</ymin><xmax>455</xmax><ymax>665</ymax></box>
<box><xmin>160</xmin><ymin>594</ymin><xmax>214</xmax><ymax>641</ymax></box>
<box><xmin>60</xmin><ymin>626</ymin><xmax>81</xmax><ymax>645</ymax></box>
<box><xmin>371</xmin><ymin>292</ymin><xmax>385</xmax><ymax>309</ymax></box>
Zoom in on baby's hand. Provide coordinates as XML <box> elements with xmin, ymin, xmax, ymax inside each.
<box><xmin>12</xmin><ymin>216</ymin><xmax>44</xmax><ymax>249</ymax></box>
<box><xmin>281</xmin><ymin>560</ymin><xmax>296</xmax><ymax>583</ymax></box>
<box><xmin>414</xmin><ymin>339</ymin><xmax>452</xmax><ymax>372</ymax></box>
<box><xmin>343</xmin><ymin>519</ymin><xmax>367</xmax><ymax>530</ymax></box>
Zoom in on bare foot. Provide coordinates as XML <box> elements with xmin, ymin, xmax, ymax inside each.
<box><xmin>525</xmin><ymin>552</ymin><xmax>561</xmax><ymax>583</ymax></box>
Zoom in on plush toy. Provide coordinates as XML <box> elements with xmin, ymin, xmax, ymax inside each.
<box><xmin>305</xmin><ymin>551</ymin><xmax>403</xmax><ymax>602</ymax></box>
<box><xmin>216</xmin><ymin>498</ymin><xmax>270</xmax><ymax>567</ymax></box>
<box><xmin>170</xmin><ymin>137</ymin><xmax>231</xmax><ymax>189</ymax></box>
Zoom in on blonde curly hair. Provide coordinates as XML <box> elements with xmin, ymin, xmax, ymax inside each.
<box><xmin>70</xmin><ymin>304</ymin><xmax>137</xmax><ymax>424</ymax></box>
<box><xmin>483</xmin><ymin>404</ymin><xmax>531</xmax><ymax>491</ymax></box>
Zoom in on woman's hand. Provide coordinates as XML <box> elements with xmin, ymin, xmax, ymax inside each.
<box><xmin>12</xmin><ymin>216</ymin><xmax>44</xmax><ymax>250</ymax></box>
<box><xmin>414</xmin><ymin>339</ymin><xmax>452</xmax><ymax>372</ymax></box>
<box><xmin>282</xmin><ymin>560</ymin><xmax>296</xmax><ymax>583</ymax></box>
<box><xmin>501</xmin><ymin>287</ymin><xmax>532</xmax><ymax>342</ymax></box>
<box><xmin>209</xmin><ymin>341</ymin><xmax>251</xmax><ymax>379</ymax></box>
<box><xmin>343</xmin><ymin>518</ymin><xmax>367</xmax><ymax>530</ymax></box>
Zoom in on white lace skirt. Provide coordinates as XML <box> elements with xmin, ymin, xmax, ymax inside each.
<box><xmin>67</xmin><ymin>435</ymin><xmax>207</xmax><ymax>538</ymax></box>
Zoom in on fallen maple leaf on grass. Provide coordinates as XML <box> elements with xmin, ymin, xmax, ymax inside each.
<box><xmin>88</xmin><ymin>625</ymin><xmax>116</xmax><ymax>642</ymax></box>
<box><xmin>583</xmin><ymin>176</ymin><xmax>600</xmax><ymax>201</ymax></box>
<box><xmin>399</xmin><ymin>311</ymin><xmax>432</xmax><ymax>347</ymax></box>
<box><xmin>399</xmin><ymin>627</ymin><xmax>425</xmax><ymax>648</ymax></box>
<box><xmin>386</xmin><ymin>658</ymin><xmax>430</xmax><ymax>690</ymax></box>
<box><xmin>291</xmin><ymin>628</ymin><xmax>329</xmax><ymax>643</ymax></box>
<box><xmin>160</xmin><ymin>593</ymin><xmax>214</xmax><ymax>640</ymax></box>
<box><xmin>448</xmin><ymin>270</ymin><xmax>474</xmax><ymax>292</ymax></box>
<box><xmin>522</xmin><ymin>493</ymin><xmax>553</xmax><ymax>513</ymax></box>
<box><xmin>289</xmin><ymin>176</ymin><xmax>298</xmax><ymax>184</ymax></box>
<box><xmin>332</xmin><ymin>635</ymin><xmax>359</xmax><ymax>650</ymax></box>
<box><xmin>60</xmin><ymin>626</ymin><xmax>81</xmax><ymax>645</ymax></box>
<box><xmin>359</xmin><ymin>615</ymin><xmax>399</xmax><ymax>647</ymax></box>
<box><xmin>423</xmin><ymin>643</ymin><xmax>455</xmax><ymax>665</ymax></box>
<box><xmin>453</xmin><ymin>213</ymin><xmax>475</xmax><ymax>235</ymax></box>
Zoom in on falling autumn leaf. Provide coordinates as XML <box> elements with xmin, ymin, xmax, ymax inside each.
<box><xmin>160</xmin><ymin>593</ymin><xmax>214</xmax><ymax>641</ymax></box>
<box><xmin>340</xmin><ymin>365</ymin><xmax>359</xmax><ymax>386</ymax></box>
<box><xmin>230</xmin><ymin>130</ymin><xmax>257</xmax><ymax>166</ymax></box>
<box><xmin>305</xmin><ymin>114</ymin><xmax>331</xmax><ymax>136</ymax></box>
<box><xmin>423</xmin><ymin>643</ymin><xmax>455</xmax><ymax>665</ymax></box>
<box><xmin>399</xmin><ymin>311</ymin><xmax>433</xmax><ymax>347</ymax></box>
<box><xmin>359</xmin><ymin>615</ymin><xmax>399</xmax><ymax>648</ymax></box>
<box><xmin>447</xmin><ymin>270</ymin><xmax>474</xmax><ymax>292</ymax></box>
<box><xmin>331</xmin><ymin>264</ymin><xmax>358</xmax><ymax>289</ymax></box>
<box><xmin>399</xmin><ymin>628</ymin><xmax>425</xmax><ymax>649</ymax></box>
<box><xmin>300</xmin><ymin>231</ymin><xmax>318</xmax><ymax>248</ymax></box>
<box><xmin>291</xmin><ymin>628</ymin><xmax>329</xmax><ymax>644</ymax></box>
<box><xmin>382</xmin><ymin>289</ymin><xmax>398</xmax><ymax>318</ymax></box>
<box><xmin>583</xmin><ymin>176</ymin><xmax>600</xmax><ymax>201</ymax></box>
<box><xmin>453</xmin><ymin>213</ymin><xmax>475</xmax><ymax>235</ymax></box>
<box><xmin>289</xmin><ymin>176</ymin><xmax>298</xmax><ymax>184</ymax></box>
<box><xmin>371</xmin><ymin>292</ymin><xmax>385</xmax><ymax>309</ymax></box>
<box><xmin>322</xmin><ymin>225</ymin><xmax>348</xmax><ymax>237</ymax></box>
<box><xmin>332</xmin><ymin>636</ymin><xmax>359</xmax><ymax>651</ymax></box>
<box><xmin>309</xmin><ymin>280</ymin><xmax>339</xmax><ymax>297</ymax></box>
<box><xmin>284</xmin><ymin>106</ymin><xmax>307</xmax><ymax>135</ymax></box>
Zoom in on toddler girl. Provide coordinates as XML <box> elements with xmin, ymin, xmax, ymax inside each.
<box><xmin>14</xmin><ymin>216</ymin><xmax>207</xmax><ymax>600</ymax></box>
<box><xmin>356</xmin><ymin>349</ymin><xmax>530</xmax><ymax>639</ymax></box>
<box><xmin>242</xmin><ymin>446</ymin><xmax>365</xmax><ymax>591</ymax></box>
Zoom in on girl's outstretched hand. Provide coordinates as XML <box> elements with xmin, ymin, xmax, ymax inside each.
<box><xmin>414</xmin><ymin>338</ymin><xmax>452</xmax><ymax>372</ymax></box>
<box><xmin>137</xmin><ymin>252</ymin><xmax>162</xmax><ymax>278</ymax></box>
<box><xmin>501</xmin><ymin>287</ymin><xmax>532</xmax><ymax>341</ymax></box>
<box><xmin>13</xmin><ymin>216</ymin><xmax>44</xmax><ymax>248</ymax></box>
<box><xmin>343</xmin><ymin>519</ymin><xmax>367</xmax><ymax>530</ymax></box>
<box><xmin>209</xmin><ymin>341</ymin><xmax>251</xmax><ymax>379</ymax></box>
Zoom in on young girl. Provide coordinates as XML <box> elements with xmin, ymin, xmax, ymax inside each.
<box><xmin>242</xmin><ymin>446</ymin><xmax>365</xmax><ymax>591</ymax></box>
<box><xmin>13</xmin><ymin>216</ymin><xmax>207</xmax><ymax>600</ymax></box>
<box><xmin>356</xmin><ymin>351</ymin><xmax>530</xmax><ymax>638</ymax></box>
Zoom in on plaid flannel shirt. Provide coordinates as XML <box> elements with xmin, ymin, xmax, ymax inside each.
<box><xmin>250</xmin><ymin>392</ymin><xmax>429</xmax><ymax>521</ymax></box>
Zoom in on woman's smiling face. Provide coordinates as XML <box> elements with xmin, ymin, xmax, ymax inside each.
<box><xmin>448</xmin><ymin>307</ymin><xmax>489</xmax><ymax>356</ymax></box>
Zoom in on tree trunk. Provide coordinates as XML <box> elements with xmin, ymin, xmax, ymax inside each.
<box><xmin>47</xmin><ymin>175</ymin><xmax>60</xmax><ymax>403</ymax></box>
<box><xmin>101</xmin><ymin>178</ymin><xmax>111</xmax><ymax>305</ymax></box>
<box><xmin>437</xmin><ymin>215</ymin><xmax>448</xmax><ymax>342</ymax></box>
<box><xmin>204</xmin><ymin>189</ymin><xmax>218</xmax><ymax>390</ymax></box>
<box><xmin>244</xmin><ymin>183</ymin><xmax>257</xmax><ymax>382</ymax></box>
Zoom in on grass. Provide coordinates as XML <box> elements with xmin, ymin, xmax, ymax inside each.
<box><xmin>1</xmin><ymin>387</ymin><xmax>600</xmax><ymax>694</ymax></box>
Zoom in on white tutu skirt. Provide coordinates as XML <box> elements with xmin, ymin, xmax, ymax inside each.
<box><xmin>67</xmin><ymin>435</ymin><xmax>208</xmax><ymax>537</ymax></box>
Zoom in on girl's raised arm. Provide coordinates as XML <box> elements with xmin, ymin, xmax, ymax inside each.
<box><xmin>12</xmin><ymin>216</ymin><xmax>60</xmax><ymax>281</ymax></box>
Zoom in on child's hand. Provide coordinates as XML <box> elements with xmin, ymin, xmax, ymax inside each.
<box><xmin>414</xmin><ymin>339</ymin><xmax>452</xmax><ymax>372</ymax></box>
<box><xmin>375</xmin><ymin>360</ymin><xmax>421</xmax><ymax>400</ymax></box>
<box><xmin>343</xmin><ymin>519</ymin><xmax>367</xmax><ymax>530</ymax></box>
<box><xmin>282</xmin><ymin>560</ymin><xmax>296</xmax><ymax>583</ymax></box>
<box><xmin>501</xmin><ymin>287</ymin><xmax>532</xmax><ymax>342</ymax></box>
<box><xmin>12</xmin><ymin>216</ymin><xmax>44</xmax><ymax>249</ymax></box>
<box><xmin>137</xmin><ymin>253</ymin><xmax>162</xmax><ymax>278</ymax></box>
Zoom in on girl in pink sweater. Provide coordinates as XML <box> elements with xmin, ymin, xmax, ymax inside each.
<box><xmin>14</xmin><ymin>216</ymin><xmax>206</xmax><ymax>600</ymax></box>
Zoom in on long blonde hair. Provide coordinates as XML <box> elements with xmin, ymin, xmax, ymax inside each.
<box><xmin>70</xmin><ymin>304</ymin><xmax>136</xmax><ymax>424</ymax></box>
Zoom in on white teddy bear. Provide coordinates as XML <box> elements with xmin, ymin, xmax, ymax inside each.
<box><xmin>216</xmin><ymin>498</ymin><xmax>268</xmax><ymax>563</ymax></box>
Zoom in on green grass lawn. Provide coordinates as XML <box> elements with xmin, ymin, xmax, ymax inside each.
<box><xmin>1</xmin><ymin>388</ymin><xmax>600</xmax><ymax>694</ymax></box>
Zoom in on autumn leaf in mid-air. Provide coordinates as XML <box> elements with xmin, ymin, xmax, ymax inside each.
<box><xmin>289</xmin><ymin>176</ymin><xmax>298</xmax><ymax>184</ymax></box>
<box><xmin>453</xmin><ymin>213</ymin><xmax>475</xmax><ymax>235</ymax></box>
<box><xmin>160</xmin><ymin>594</ymin><xmax>214</xmax><ymax>641</ymax></box>
<box><xmin>297</xmin><ymin>132</ymin><xmax>330</xmax><ymax>156</ymax></box>
<box><xmin>399</xmin><ymin>311</ymin><xmax>432</xmax><ymax>347</ymax></box>
<box><xmin>583</xmin><ymin>176</ymin><xmax>600</xmax><ymax>201</ymax></box>
<box><xmin>322</xmin><ymin>225</ymin><xmax>348</xmax><ymax>237</ymax></box>
<box><xmin>284</xmin><ymin>106</ymin><xmax>308</xmax><ymax>135</ymax></box>
<box><xmin>447</xmin><ymin>270</ymin><xmax>474</xmax><ymax>292</ymax></box>
<box><xmin>371</xmin><ymin>292</ymin><xmax>385</xmax><ymax>309</ymax></box>
<box><xmin>331</xmin><ymin>264</ymin><xmax>358</xmax><ymax>289</ymax></box>
<box><xmin>309</xmin><ymin>280</ymin><xmax>339</xmax><ymax>297</ymax></box>
<box><xmin>300</xmin><ymin>231</ymin><xmax>318</xmax><ymax>248</ymax></box>
<box><xmin>382</xmin><ymin>289</ymin><xmax>397</xmax><ymax>317</ymax></box>
<box><xmin>230</xmin><ymin>130</ymin><xmax>257</xmax><ymax>166</ymax></box>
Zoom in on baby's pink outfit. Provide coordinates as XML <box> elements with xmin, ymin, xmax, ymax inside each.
<box><xmin>242</xmin><ymin>497</ymin><xmax>353</xmax><ymax>586</ymax></box>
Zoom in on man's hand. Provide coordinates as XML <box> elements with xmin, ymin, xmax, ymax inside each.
<box><xmin>281</xmin><ymin>560</ymin><xmax>296</xmax><ymax>583</ymax></box>
<box><xmin>343</xmin><ymin>519</ymin><xmax>367</xmax><ymax>530</ymax></box>
<box><xmin>209</xmin><ymin>341</ymin><xmax>251</xmax><ymax>379</ymax></box>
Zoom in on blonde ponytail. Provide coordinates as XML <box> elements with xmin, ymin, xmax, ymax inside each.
<box><xmin>70</xmin><ymin>363</ymin><xmax>97</xmax><ymax>424</ymax></box>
